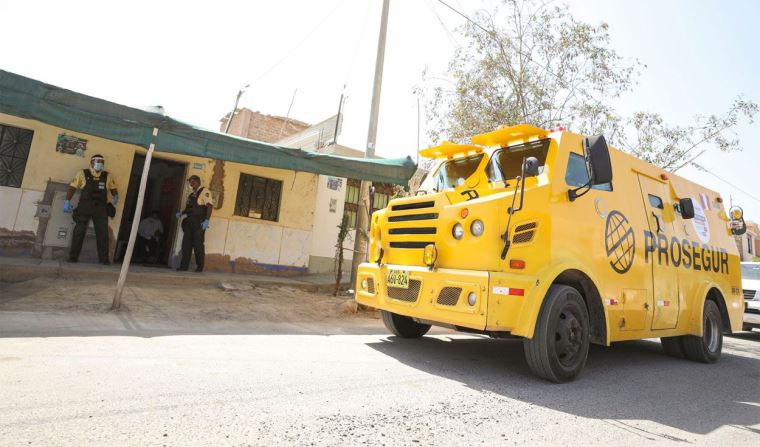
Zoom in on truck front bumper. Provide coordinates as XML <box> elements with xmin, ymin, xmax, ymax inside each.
<box><xmin>355</xmin><ymin>263</ymin><xmax>489</xmax><ymax>330</ymax></box>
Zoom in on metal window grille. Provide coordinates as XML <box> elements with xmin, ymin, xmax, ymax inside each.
<box><xmin>234</xmin><ymin>173</ymin><xmax>283</xmax><ymax>222</ymax></box>
<box><xmin>0</xmin><ymin>124</ymin><xmax>34</xmax><ymax>188</ymax></box>
<box><xmin>372</xmin><ymin>192</ymin><xmax>389</xmax><ymax>211</ymax></box>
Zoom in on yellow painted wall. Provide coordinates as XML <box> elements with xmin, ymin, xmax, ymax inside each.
<box><xmin>0</xmin><ymin>112</ymin><xmax>136</xmax><ymax>233</ymax></box>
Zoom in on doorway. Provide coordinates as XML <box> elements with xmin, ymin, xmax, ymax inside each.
<box><xmin>114</xmin><ymin>154</ymin><xmax>186</xmax><ymax>266</ymax></box>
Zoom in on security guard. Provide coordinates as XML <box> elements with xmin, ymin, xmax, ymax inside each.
<box><xmin>64</xmin><ymin>154</ymin><xmax>118</xmax><ymax>264</ymax></box>
<box><xmin>176</xmin><ymin>175</ymin><xmax>213</xmax><ymax>272</ymax></box>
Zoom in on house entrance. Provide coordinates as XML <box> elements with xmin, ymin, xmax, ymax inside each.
<box><xmin>114</xmin><ymin>154</ymin><xmax>186</xmax><ymax>266</ymax></box>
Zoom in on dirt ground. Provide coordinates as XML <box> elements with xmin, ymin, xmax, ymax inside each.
<box><xmin>0</xmin><ymin>277</ymin><xmax>381</xmax><ymax>336</ymax></box>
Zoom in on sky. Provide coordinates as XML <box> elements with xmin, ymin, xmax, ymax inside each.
<box><xmin>2</xmin><ymin>0</ymin><xmax>758</xmax><ymax>219</ymax></box>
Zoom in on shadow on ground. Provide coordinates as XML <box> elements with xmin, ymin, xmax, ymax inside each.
<box><xmin>367</xmin><ymin>331</ymin><xmax>760</xmax><ymax>437</ymax></box>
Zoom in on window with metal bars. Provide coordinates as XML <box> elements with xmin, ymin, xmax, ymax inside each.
<box><xmin>0</xmin><ymin>124</ymin><xmax>34</xmax><ymax>188</ymax></box>
<box><xmin>343</xmin><ymin>179</ymin><xmax>361</xmax><ymax>228</ymax></box>
<box><xmin>233</xmin><ymin>173</ymin><xmax>283</xmax><ymax>222</ymax></box>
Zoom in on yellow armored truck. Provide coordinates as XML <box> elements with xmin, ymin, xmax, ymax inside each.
<box><xmin>355</xmin><ymin>124</ymin><xmax>747</xmax><ymax>382</ymax></box>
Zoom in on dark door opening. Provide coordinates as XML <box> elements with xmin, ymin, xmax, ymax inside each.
<box><xmin>115</xmin><ymin>155</ymin><xmax>186</xmax><ymax>266</ymax></box>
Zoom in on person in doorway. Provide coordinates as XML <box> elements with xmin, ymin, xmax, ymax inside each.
<box><xmin>137</xmin><ymin>210</ymin><xmax>164</xmax><ymax>263</ymax></box>
<box><xmin>63</xmin><ymin>154</ymin><xmax>118</xmax><ymax>264</ymax></box>
<box><xmin>176</xmin><ymin>175</ymin><xmax>213</xmax><ymax>272</ymax></box>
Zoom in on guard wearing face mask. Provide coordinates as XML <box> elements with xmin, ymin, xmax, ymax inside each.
<box><xmin>64</xmin><ymin>154</ymin><xmax>119</xmax><ymax>264</ymax></box>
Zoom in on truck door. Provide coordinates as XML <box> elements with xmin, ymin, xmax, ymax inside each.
<box><xmin>637</xmin><ymin>174</ymin><xmax>680</xmax><ymax>330</ymax></box>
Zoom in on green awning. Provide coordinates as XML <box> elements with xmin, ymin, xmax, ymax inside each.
<box><xmin>0</xmin><ymin>70</ymin><xmax>417</xmax><ymax>185</ymax></box>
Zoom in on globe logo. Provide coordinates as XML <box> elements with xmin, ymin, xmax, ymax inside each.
<box><xmin>605</xmin><ymin>210</ymin><xmax>635</xmax><ymax>274</ymax></box>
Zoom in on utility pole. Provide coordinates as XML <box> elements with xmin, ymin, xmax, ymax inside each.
<box><xmin>350</xmin><ymin>0</ymin><xmax>390</xmax><ymax>287</ymax></box>
<box><xmin>223</xmin><ymin>84</ymin><xmax>250</xmax><ymax>134</ymax></box>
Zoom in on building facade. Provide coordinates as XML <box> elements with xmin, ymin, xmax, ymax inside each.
<box><xmin>735</xmin><ymin>221</ymin><xmax>760</xmax><ymax>262</ymax></box>
<box><xmin>0</xmin><ymin>111</ymin><xmax>324</xmax><ymax>274</ymax></box>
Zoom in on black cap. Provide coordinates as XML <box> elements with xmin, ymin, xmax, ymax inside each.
<box><xmin>188</xmin><ymin>175</ymin><xmax>201</xmax><ymax>182</ymax></box>
<box><xmin>91</xmin><ymin>154</ymin><xmax>105</xmax><ymax>161</ymax></box>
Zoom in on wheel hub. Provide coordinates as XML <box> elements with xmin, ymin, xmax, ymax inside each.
<box><xmin>555</xmin><ymin>311</ymin><xmax>583</xmax><ymax>364</ymax></box>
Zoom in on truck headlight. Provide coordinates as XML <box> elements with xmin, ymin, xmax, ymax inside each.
<box><xmin>467</xmin><ymin>292</ymin><xmax>477</xmax><ymax>306</ymax></box>
<box><xmin>370</xmin><ymin>244</ymin><xmax>384</xmax><ymax>263</ymax></box>
<box><xmin>470</xmin><ymin>219</ymin><xmax>484</xmax><ymax>236</ymax></box>
<box><xmin>423</xmin><ymin>244</ymin><xmax>438</xmax><ymax>267</ymax></box>
<box><xmin>452</xmin><ymin>223</ymin><xmax>464</xmax><ymax>239</ymax></box>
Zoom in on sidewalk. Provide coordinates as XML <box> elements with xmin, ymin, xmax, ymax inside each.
<box><xmin>0</xmin><ymin>256</ymin><xmax>348</xmax><ymax>292</ymax></box>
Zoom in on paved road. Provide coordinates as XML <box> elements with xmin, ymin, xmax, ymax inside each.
<box><xmin>2</xmin><ymin>329</ymin><xmax>759</xmax><ymax>446</ymax></box>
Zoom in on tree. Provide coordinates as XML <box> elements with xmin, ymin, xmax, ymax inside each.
<box><xmin>426</xmin><ymin>0</ymin><xmax>757</xmax><ymax>171</ymax></box>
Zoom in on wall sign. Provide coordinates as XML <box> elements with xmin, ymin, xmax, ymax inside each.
<box><xmin>327</xmin><ymin>177</ymin><xmax>343</xmax><ymax>191</ymax></box>
<box><xmin>56</xmin><ymin>134</ymin><xmax>87</xmax><ymax>157</ymax></box>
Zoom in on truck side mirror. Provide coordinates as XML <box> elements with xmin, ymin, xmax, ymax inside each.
<box><xmin>523</xmin><ymin>157</ymin><xmax>539</xmax><ymax>177</ymax></box>
<box><xmin>679</xmin><ymin>198</ymin><xmax>695</xmax><ymax>219</ymax></box>
<box><xmin>585</xmin><ymin>135</ymin><xmax>612</xmax><ymax>185</ymax></box>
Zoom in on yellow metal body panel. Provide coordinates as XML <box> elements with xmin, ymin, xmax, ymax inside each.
<box><xmin>356</xmin><ymin>126</ymin><xmax>744</xmax><ymax>343</ymax></box>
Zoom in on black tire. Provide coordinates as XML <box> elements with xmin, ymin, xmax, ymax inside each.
<box><xmin>381</xmin><ymin>310</ymin><xmax>431</xmax><ymax>338</ymax></box>
<box><xmin>523</xmin><ymin>285</ymin><xmax>590</xmax><ymax>383</ymax></box>
<box><xmin>682</xmin><ymin>300</ymin><xmax>723</xmax><ymax>363</ymax></box>
<box><xmin>660</xmin><ymin>336</ymin><xmax>685</xmax><ymax>358</ymax></box>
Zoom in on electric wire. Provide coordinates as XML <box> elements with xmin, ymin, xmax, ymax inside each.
<box><xmin>247</xmin><ymin>0</ymin><xmax>348</xmax><ymax>86</ymax></box>
<box><xmin>696</xmin><ymin>166</ymin><xmax>760</xmax><ymax>204</ymax></box>
<box><xmin>424</xmin><ymin>0</ymin><xmax>460</xmax><ymax>48</ymax></box>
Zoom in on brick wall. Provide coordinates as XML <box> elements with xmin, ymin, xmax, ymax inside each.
<box><xmin>220</xmin><ymin>108</ymin><xmax>310</xmax><ymax>143</ymax></box>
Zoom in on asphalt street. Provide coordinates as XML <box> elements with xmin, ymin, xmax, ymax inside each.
<box><xmin>2</xmin><ymin>330</ymin><xmax>759</xmax><ymax>446</ymax></box>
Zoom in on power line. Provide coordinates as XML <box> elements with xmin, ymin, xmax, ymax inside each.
<box><xmin>248</xmin><ymin>0</ymin><xmax>348</xmax><ymax>86</ymax></box>
<box><xmin>436</xmin><ymin>0</ymin><xmax>490</xmax><ymax>34</ymax></box>
<box><xmin>697</xmin><ymin>166</ymin><xmax>760</xmax><ymax>204</ymax></box>
<box><xmin>424</xmin><ymin>0</ymin><xmax>460</xmax><ymax>48</ymax></box>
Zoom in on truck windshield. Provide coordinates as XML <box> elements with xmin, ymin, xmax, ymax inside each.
<box><xmin>486</xmin><ymin>139</ymin><xmax>551</xmax><ymax>182</ymax></box>
<box><xmin>742</xmin><ymin>263</ymin><xmax>760</xmax><ymax>280</ymax></box>
<box><xmin>433</xmin><ymin>154</ymin><xmax>484</xmax><ymax>190</ymax></box>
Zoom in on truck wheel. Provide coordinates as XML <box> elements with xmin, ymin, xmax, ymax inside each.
<box><xmin>660</xmin><ymin>336</ymin><xmax>685</xmax><ymax>358</ymax></box>
<box><xmin>523</xmin><ymin>285</ymin><xmax>590</xmax><ymax>383</ymax></box>
<box><xmin>381</xmin><ymin>310</ymin><xmax>431</xmax><ymax>338</ymax></box>
<box><xmin>682</xmin><ymin>300</ymin><xmax>722</xmax><ymax>363</ymax></box>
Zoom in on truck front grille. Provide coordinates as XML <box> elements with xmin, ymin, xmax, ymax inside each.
<box><xmin>744</xmin><ymin>289</ymin><xmax>757</xmax><ymax>300</ymax></box>
<box><xmin>436</xmin><ymin>287</ymin><xmax>462</xmax><ymax>306</ymax></box>
<box><xmin>385</xmin><ymin>199</ymin><xmax>439</xmax><ymax>251</ymax></box>
<box><xmin>387</xmin><ymin>279</ymin><xmax>421</xmax><ymax>303</ymax></box>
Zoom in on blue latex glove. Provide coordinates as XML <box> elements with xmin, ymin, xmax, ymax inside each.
<box><xmin>63</xmin><ymin>200</ymin><xmax>73</xmax><ymax>213</ymax></box>
<box><xmin>201</xmin><ymin>219</ymin><xmax>210</xmax><ymax>230</ymax></box>
<box><xmin>111</xmin><ymin>194</ymin><xmax>119</xmax><ymax>206</ymax></box>
<box><xmin>176</xmin><ymin>212</ymin><xmax>185</xmax><ymax>219</ymax></box>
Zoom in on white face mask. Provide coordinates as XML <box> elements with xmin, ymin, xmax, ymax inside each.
<box><xmin>93</xmin><ymin>161</ymin><xmax>104</xmax><ymax>172</ymax></box>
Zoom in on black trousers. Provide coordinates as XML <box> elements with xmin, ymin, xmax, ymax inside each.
<box><xmin>137</xmin><ymin>236</ymin><xmax>159</xmax><ymax>260</ymax></box>
<box><xmin>70</xmin><ymin>203</ymin><xmax>109</xmax><ymax>262</ymax></box>
<box><xmin>180</xmin><ymin>216</ymin><xmax>205</xmax><ymax>270</ymax></box>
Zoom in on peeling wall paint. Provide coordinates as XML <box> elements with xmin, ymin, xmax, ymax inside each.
<box><xmin>0</xmin><ymin>227</ymin><xmax>35</xmax><ymax>256</ymax></box>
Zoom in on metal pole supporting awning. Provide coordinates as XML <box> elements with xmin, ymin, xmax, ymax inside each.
<box><xmin>111</xmin><ymin>128</ymin><xmax>158</xmax><ymax>310</ymax></box>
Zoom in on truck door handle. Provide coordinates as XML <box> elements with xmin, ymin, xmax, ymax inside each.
<box><xmin>652</xmin><ymin>212</ymin><xmax>662</xmax><ymax>233</ymax></box>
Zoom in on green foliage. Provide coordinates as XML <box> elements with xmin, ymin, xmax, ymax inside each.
<box><xmin>426</xmin><ymin>0</ymin><xmax>757</xmax><ymax>171</ymax></box>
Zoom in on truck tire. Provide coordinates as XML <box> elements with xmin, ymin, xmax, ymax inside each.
<box><xmin>381</xmin><ymin>310</ymin><xmax>431</xmax><ymax>338</ymax></box>
<box><xmin>523</xmin><ymin>285</ymin><xmax>590</xmax><ymax>383</ymax></box>
<box><xmin>682</xmin><ymin>300</ymin><xmax>723</xmax><ymax>363</ymax></box>
<box><xmin>660</xmin><ymin>336</ymin><xmax>685</xmax><ymax>358</ymax></box>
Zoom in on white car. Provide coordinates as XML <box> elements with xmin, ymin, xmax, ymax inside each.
<box><xmin>742</xmin><ymin>262</ymin><xmax>760</xmax><ymax>331</ymax></box>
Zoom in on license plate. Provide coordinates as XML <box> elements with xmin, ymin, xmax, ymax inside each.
<box><xmin>386</xmin><ymin>269</ymin><xmax>410</xmax><ymax>289</ymax></box>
